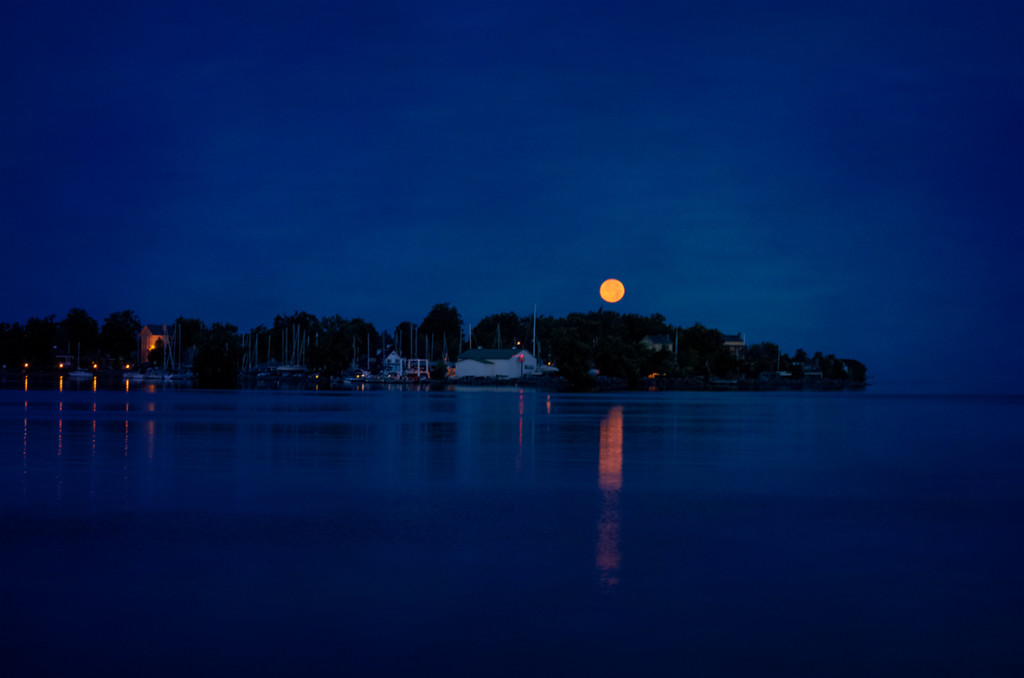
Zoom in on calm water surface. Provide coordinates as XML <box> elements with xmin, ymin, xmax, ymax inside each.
<box><xmin>1</xmin><ymin>380</ymin><xmax>1022</xmax><ymax>676</ymax></box>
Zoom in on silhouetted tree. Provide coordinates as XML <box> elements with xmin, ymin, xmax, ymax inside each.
<box><xmin>842</xmin><ymin>359</ymin><xmax>867</xmax><ymax>382</ymax></box>
<box><xmin>59</xmin><ymin>308</ymin><xmax>99</xmax><ymax>359</ymax></box>
<box><xmin>298</xmin><ymin>316</ymin><xmax>380</xmax><ymax>377</ymax></box>
<box><xmin>193</xmin><ymin>323</ymin><xmax>241</xmax><ymax>388</ymax></box>
<box><xmin>345</xmin><ymin>318</ymin><xmax>378</xmax><ymax>369</ymax></box>
<box><xmin>820</xmin><ymin>354</ymin><xmax>847</xmax><ymax>380</ymax></box>
<box><xmin>547</xmin><ymin>322</ymin><xmax>594</xmax><ymax>389</ymax></box>
<box><xmin>100</xmin><ymin>310</ymin><xmax>141</xmax><ymax>363</ymax></box>
<box><xmin>595</xmin><ymin>335</ymin><xmax>645</xmax><ymax>384</ymax></box>
<box><xmin>472</xmin><ymin>312</ymin><xmax>526</xmax><ymax>350</ymax></box>
<box><xmin>743</xmin><ymin>342</ymin><xmax>781</xmax><ymax>378</ymax></box>
<box><xmin>24</xmin><ymin>316</ymin><xmax>58</xmax><ymax>368</ymax></box>
<box><xmin>307</xmin><ymin>315</ymin><xmax>347</xmax><ymax>376</ymax></box>
<box><xmin>675</xmin><ymin>323</ymin><xmax>734</xmax><ymax>377</ymax></box>
<box><xmin>392</xmin><ymin>321</ymin><xmax>416</xmax><ymax>357</ymax></box>
<box><xmin>419</xmin><ymin>303</ymin><xmax>462</xmax><ymax>361</ymax></box>
<box><xmin>531</xmin><ymin>314</ymin><xmax>558</xmax><ymax>361</ymax></box>
<box><xmin>622</xmin><ymin>312</ymin><xmax>670</xmax><ymax>344</ymax></box>
<box><xmin>642</xmin><ymin>348</ymin><xmax>676</xmax><ymax>377</ymax></box>
<box><xmin>174</xmin><ymin>317</ymin><xmax>205</xmax><ymax>366</ymax></box>
<box><xmin>0</xmin><ymin>322</ymin><xmax>26</xmax><ymax>368</ymax></box>
<box><xmin>269</xmin><ymin>311</ymin><xmax>320</xmax><ymax>366</ymax></box>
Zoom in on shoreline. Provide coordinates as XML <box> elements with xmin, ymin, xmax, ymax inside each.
<box><xmin>1</xmin><ymin>368</ymin><xmax>867</xmax><ymax>393</ymax></box>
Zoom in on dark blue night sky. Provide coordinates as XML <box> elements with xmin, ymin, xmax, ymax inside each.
<box><xmin>2</xmin><ymin>1</ymin><xmax>1021</xmax><ymax>392</ymax></box>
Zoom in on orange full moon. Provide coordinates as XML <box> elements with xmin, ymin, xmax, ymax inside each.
<box><xmin>599</xmin><ymin>278</ymin><xmax>625</xmax><ymax>303</ymax></box>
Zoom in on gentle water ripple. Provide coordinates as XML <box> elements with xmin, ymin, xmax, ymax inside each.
<box><xmin>2</xmin><ymin>386</ymin><xmax>1022</xmax><ymax>676</ymax></box>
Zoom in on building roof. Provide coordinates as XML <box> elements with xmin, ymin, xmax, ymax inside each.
<box><xmin>141</xmin><ymin>324</ymin><xmax>168</xmax><ymax>335</ymax></box>
<box><xmin>456</xmin><ymin>348</ymin><xmax>532</xmax><ymax>363</ymax></box>
<box><xmin>722</xmin><ymin>333</ymin><xmax>744</xmax><ymax>343</ymax></box>
<box><xmin>642</xmin><ymin>334</ymin><xmax>671</xmax><ymax>345</ymax></box>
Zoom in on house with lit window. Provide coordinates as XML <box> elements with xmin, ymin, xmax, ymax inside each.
<box><xmin>139</xmin><ymin>324</ymin><xmax>170</xmax><ymax>364</ymax></box>
<box><xmin>455</xmin><ymin>348</ymin><xmax>538</xmax><ymax>380</ymax></box>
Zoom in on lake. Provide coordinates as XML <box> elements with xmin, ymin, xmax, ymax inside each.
<box><xmin>1</xmin><ymin>379</ymin><xmax>1021</xmax><ymax>676</ymax></box>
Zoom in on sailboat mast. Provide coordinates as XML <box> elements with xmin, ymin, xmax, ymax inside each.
<box><xmin>532</xmin><ymin>304</ymin><xmax>537</xmax><ymax>356</ymax></box>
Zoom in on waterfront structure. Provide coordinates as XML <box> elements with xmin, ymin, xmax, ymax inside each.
<box><xmin>640</xmin><ymin>335</ymin><xmax>673</xmax><ymax>352</ymax></box>
<box><xmin>139</xmin><ymin>324</ymin><xmax>170</xmax><ymax>365</ymax></box>
<box><xmin>455</xmin><ymin>348</ymin><xmax>538</xmax><ymax>380</ymax></box>
<box><xmin>382</xmin><ymin>350</ymin><xmax>404</xmax><ymax>379</ymax></box>
<box><xmin>723</xmin><ymin>333</ymin><xmax>746</xmax><ymax>358</ymax></box>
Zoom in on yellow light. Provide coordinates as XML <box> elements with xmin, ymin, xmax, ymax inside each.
<box><xmin>599</xmin><ymin>278</ymin><xmax>625</xmax><ymax>303</ymax></box>
<box><xmin>59</xmin><ymin>363</ymin><xmax>64</xmax><ymax>369</ymax></box>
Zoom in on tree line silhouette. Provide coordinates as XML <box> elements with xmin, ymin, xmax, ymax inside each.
<box><xmin>0</xmin><ymin>304</ymin><xmax>865</xmax><ymax>389</ymax></box>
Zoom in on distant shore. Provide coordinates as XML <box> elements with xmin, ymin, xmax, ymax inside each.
<box><xmin>2</xmin><ymin>368</ymin><xmax>867</xmax><ymax>393</ymax></box>
<box><xmin>529</xmin><ymin>375</ymin><xmax>867</xmax><ymax>392</ymax></box>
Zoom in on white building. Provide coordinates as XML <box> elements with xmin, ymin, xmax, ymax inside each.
<box><xmin>455</xmin><ymin>348</ymin><xmax>539</xmax><ymax>380</ymax></box>
<box><xmin>382</xmin><ymin>350</ymin><xmax>404</xmax><ymax>378</ymax></box>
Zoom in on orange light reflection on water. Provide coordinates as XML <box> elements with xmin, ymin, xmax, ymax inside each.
<box><xmin>599</xmin><ymin>406</ymin><xmax>623</xmax><ymax>490</ymax></box>
<box><xmin>23</xmin><ymin>398</ymin><xmax>28</xmax><ymax>473</ymax></box>
<box><xmin>597</xmin><ymin>405</ymin><xmax>623</xmax><ymax>588</ymax></box>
